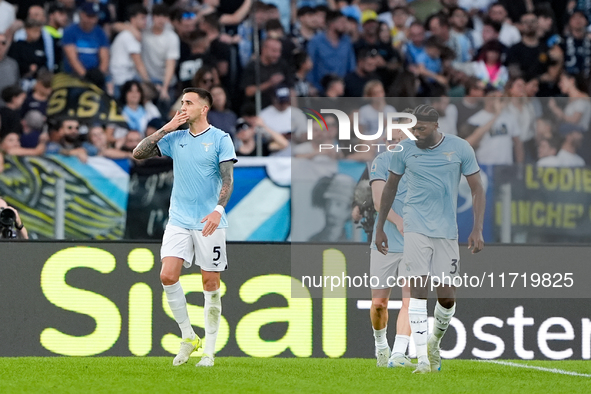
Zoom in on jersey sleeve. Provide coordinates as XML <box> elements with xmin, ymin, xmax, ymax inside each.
<box><xmin>388</xmin><ymin>146</ymin><xmax>406</xmax><ymax>175</ymax></box>
<box><xmin>157</xmin><ymin>132</ymin><xmax>175</xmax><ymax>158</ymax></box>
<box><xmin>369</xmin><ymin>153</ymin><xmax>388</xmax><ymax>183</ymax></box>
<box><xmin>218</xmin><ymin>133</ymin><xmax>237</xmax><ymax>163</ymax></box>
<box><xmin>460</xmin><ymin>139</ymin><xmax>480</xmax><ymax>176</ymax></box>
<box><xmin>61</xmin><ymin>26</ymin><xmax>75</xmax><ymax>46</ymax></box>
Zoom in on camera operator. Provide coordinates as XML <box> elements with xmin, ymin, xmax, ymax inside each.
<box><xmin>0</xmin><ymin>198</ymin><xmax>28</xmax><ymax>240</ymax></box>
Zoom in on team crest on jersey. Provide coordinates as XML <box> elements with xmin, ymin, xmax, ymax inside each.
<box><xmin>202</xmin><ymin>142</ymin><xmax>213</xmax><ymax>152</ymax></box>
<box><xmin>442</xmin><ymin>152</ymin><xmax>455</xmax><ymax>161</ymax></box>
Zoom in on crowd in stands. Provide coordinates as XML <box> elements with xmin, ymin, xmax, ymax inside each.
<box><xmin>0</xmin><ymin>0</ymin><xmax>591</xmax><ymax>170</ymax></box>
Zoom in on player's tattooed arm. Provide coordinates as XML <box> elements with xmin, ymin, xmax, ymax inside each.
<box><xmin>133</xmin><ymin>110</ymin><xmax>190</xmax><ymax>159</ymax></box>
<box><xmin>218</xmin><ymin>160</ymin><xmax>234</xmax><ymax>207</ymax></box>
<box><xmin>132</xmin><ymin>129</ymin><xmax>168</xmax><ymax>159</ymax></box>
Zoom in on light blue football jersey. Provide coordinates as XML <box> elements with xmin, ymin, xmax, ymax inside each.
<box><xmin>370</xmin><ymin>151</ymin><xmax>407</xmax><ymax>253</ymax></box>
<box><xmin>389</xmin><ymin>134</ymin><xmax>480</xmax><ymax>239</ymax></box>
<box><xmin>157</xmin><ymin>126</ymin><xmax>237</xmax><ymax>230</ymax></box>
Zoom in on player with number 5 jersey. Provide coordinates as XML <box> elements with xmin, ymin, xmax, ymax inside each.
<box><xmin>133</xmin><ymin>87</ymin><xmax>237</xmax><ymax>368</ymax></box>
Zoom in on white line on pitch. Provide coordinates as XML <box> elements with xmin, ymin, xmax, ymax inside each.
<box><xmin>357</xmin><ymin>300</ymin><xmax>402</xmax><ymax>309</ymax></box>
<box><xmin>476</xmin><ymin>359</ymin><xmax>591</xmax><ymax>378</ymax></box>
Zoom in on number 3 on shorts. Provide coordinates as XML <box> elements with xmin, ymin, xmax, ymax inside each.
<box><xmin>450</xmin><ymin>259</ymin><xmax>458</xmax><ymax>275</ymax></box>
<box><xmin>213</xmin><ymin>246</ymin><xmax>221</xmax><ymax>261</ymax></box>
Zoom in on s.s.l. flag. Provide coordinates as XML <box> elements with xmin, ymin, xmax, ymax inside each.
<box><xmin>46</xmin><ymin>73</ymin><xmax>127</xmax><ymax>126</ymax></box>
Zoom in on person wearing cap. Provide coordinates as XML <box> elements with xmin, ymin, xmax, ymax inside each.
<box><xmin>62</xmin><ymin>1</ymin><xmax>110</xmax><ymax>89</ymax></box>
<box><xmin>7</xmin><ymin>18</ymin><xmax>48</xmax><ymax>81</ymax></box>
<box><xmin>561</xmin><ymin>9</ymin><xmax>591</xmax><ymax>79</ymax></box>
<box><xmin>307</xmin><ymin>10</ymin><xmax>356</xmax><ymax>92</ymax></box>
<box><xmin>375</xmin><ymin>104</ymin><xmax>485</xmax><ymax>374</ymax></box>
<box><xmin>354</xmin><ymin>10</ymin><xmax>380</xmax><ymax>53</ymax></box>
<box><xmin>259</xmin><ymin>86</ymin><xmax>295</xmax><ymax>137</ymax></box>
<box><xmin>234</xmin><ymin>104</ymin><xmax>289</xmax><ymax>157</ymax></box>
<box><xmin>344</xmin><ymin>47</ymin><xmax>380</xmax><ymax>97</ymax></box>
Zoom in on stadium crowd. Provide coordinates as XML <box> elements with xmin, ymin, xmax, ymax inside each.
<box><xmin>0</xmin><ymin>0</ymin><xmax>590</xmax><ymax>169</ymax></box>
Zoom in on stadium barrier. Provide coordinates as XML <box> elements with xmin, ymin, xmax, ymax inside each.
<box><xmin>1</xmin><ymin>242</ymin><xmax>589</xmax><ymax>360</ymax></box>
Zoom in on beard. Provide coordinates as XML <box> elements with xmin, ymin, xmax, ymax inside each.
<box><xmin>415</xmin><ymin>133</ymin><xmax>437</xmax><ymax>149</ymax></box>
<box><xmin>63</xmin><ymin>134</ymin><xmax>79</xmax><ymax>144</ymax></box>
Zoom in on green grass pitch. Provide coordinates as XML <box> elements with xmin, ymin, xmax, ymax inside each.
<box><xmin>1</xmin><ymin>358</ymin><xmax>590</xmax><ymax>393</ymax></box>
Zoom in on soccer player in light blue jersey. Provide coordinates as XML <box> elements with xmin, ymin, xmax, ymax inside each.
<box><xmin>133</xmin><ymin>87</ymin><xmax>237</xmax><ymax>368</ymax></box>
<box><xmin>368</xmin><ymin>112</ymin><xmax>412</xmax><ymax>368</ymax></box>
<box><xmin>375</xmin><ymin>104</ymin><xmax>485</xmax><ymax>374</ymax></box>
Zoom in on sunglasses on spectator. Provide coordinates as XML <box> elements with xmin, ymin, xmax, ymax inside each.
<box><xmin>182</xmin><ymin>12</ymin><xmax>196</xmax><ymax>20</ymax></box>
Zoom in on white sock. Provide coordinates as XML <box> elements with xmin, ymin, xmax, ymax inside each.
<box><xmin>392</xmin><ymin>335</ymin><xmax>410</xmax><ymax>355</ymax></box>
<box><xmin>409</xmin><ymin>298</ymin><xmax>428</xmax><ymax>364</ymax></box>
<box><xmin>203</xmin><ymin>289</ymin><xmax>222</xmax><ymax>356</ymax></box>
<box><xmin>163</xmin><ymin>281</ymin><xmax>195</xmax><ymax>340</ymax></box>
<box><xmin>373</xmin><ymin>327</ymin><xmax>388</xmax><ymax>350</ymax></box>
<box><xmin>433</xmin><ymin>301</ymin><xmax>455</xmax><ymax>343</ymax></box>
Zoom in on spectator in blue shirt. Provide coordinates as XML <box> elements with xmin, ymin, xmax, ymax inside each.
<box><xmin>307</xmin><ymin>10</ymin><xmax>356</xmax><ymax>92</ymax></box>
<box><xmin>62</xmin><ymin>2</ymin><xmax>109</xmax><ymax>89</ymax></box>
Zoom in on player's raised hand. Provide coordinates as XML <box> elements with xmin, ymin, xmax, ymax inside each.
<box><xmin>467</xmin><ymin>230</ymin><xmax>484</xmax><ymax>254</ymax></box>
<box><xmin>201</xmin><ymin>211</ymin><xmax>221</xmax><ymax>237</ymax></box>
<box><xmin>164</xmin><ymin>111</ymin><xmax>190</xmax><ymax>132</ymax></box>
<box><xmin>375</xmin><ymin>228</ymin><xmax>389</xmax><ymax>255</ymax></box>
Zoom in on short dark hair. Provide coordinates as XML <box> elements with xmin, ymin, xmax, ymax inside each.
<box><xmin>325</xmin><ymin>10</ymin><xmax>344</xmax><ymax>25</ymax></box>
<box><xmin>265</xmin><ymin>19</ymin><xmax>284</xmax><ymax>32</ymax></box>
<box><xmin>56</xmin><ymin>116</ymin><xmax>78</xmax><ymax>130</ymax></box>
<box><xmin>187</xmin><ymin>29</ymin><xmax>208</xmax><ymax>44</ymax></box>
<box><xmin>152</xmin><ymin>4</ymin><xmax>169</xmax><ymax>17</ymax></box>
<box><xmin>412</xmin><ymin>104</ymin><xmax>439</xmax><ymax>122</ymax></box>
<box><xmin>297</xmin><ymin>6</ymin><xmax>315</xmax><ymax>17</ymax></box>
<box><xmin>120</xmin><ymin>80</ymin><xmax>145</xmax><ymax>106</ymax></box>
<box><xmin>293</xmin><ymin>51</ymin><xmax>309</xmax><ymax>71</ymax></box>
<box><xmin>1</xmin><ymin>85</ymin><xmax>24</xmax><ymax>103</ymax></box>
<box><xmin>240</xmin><ymin>102</ymin><xmax>257</xmax><ymax>117</ymax></box>
<box><xmin>183</xmin><ymin>88</ymin><xmax>213</xmax><ymax>107</ymax></box>
<box><xmin>127</xmin><ymin>4</ymin><xmax>147</xmax><ymax>19</ymax></box>
<box><xmin>202</xmin><ymin>13</ymin><xmax>220</xmax><ymax>30</ymax></box>
<box><xmin>36</xmin><ymin>69</ymin><xmax>53</xmax><ymax>88</ymax></box>
<box><xmin>482</xmin><ymin>17</ymin><xmax>502</xmax><ymax>33</ymax></box>
<box><xmin>320</xmin><ymin>73</ymin><xmax>343</xmax><ymax>91</ymax></box>
<box><xmin>426</xmin><ymin>14</ymin><xmax>449</xmax><ymax>30</ymax></box>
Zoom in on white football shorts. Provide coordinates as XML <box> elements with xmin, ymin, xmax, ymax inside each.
<box><xmin>161</xmin><ymin>224</ymin><xmax>228</xmax><ymax>271</ymax></box>
<box><xmin>369</xmin><ymin>249</ymin><xmax>403</xmax><ymax>289</ymax></box>
<box><xmin>401</xmin><ymin>232</ymin><xmax>459</xmax><ymax>280</ymax></box>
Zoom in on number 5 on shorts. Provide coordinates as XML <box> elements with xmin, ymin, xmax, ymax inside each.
<box><xmin>450</xmin><ymin>259</ymin><xmax>458</xmax><ymax>274</ymax></box>
<box><xmin>213</xmin><ymin>246</ymin><xmax>221</xmax><ymax>261</ymax></box>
